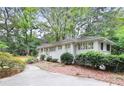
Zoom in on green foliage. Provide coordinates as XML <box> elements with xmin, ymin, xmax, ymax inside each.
<box><xmin>111</xmin><ymin>25</ymin><xmax>124</xmax><ymax>54</ymax></box>
<box><xmin>40</xmin><ymin>54</ymin><xmax>45</xmax><ymax>61</ymax></box>
<box><xmin>0</xmin><ymin>52</ymin><xmax>26</xmax><ymax>70</ymax></box>
<box><xmin>46</xmin><ymin>56</ymin><xmax>58</xmax><ymax>62</ymax></box>
<box><xmin>0</xmin><ymin>41</ymin><xmax>8</xmax><ymax>50</ymax></box>
<box><xmin>46</xmin><ymin>56</ymin><xmax>52</xmax><ymax>62</ymax></box>
<box><xmin>0</xmin><ymin>7</ymin><xmax>40</xmax><ymax>56</ymax></box>
<box><xmin>0</xmin><ymin>52</ymin><xmax>13</xmax><ymax>58</ymax></box>
<box><xmin>60</xmin><ymin>52</ymin><xmax>74</xmax><ymax>65</ymax></box>
<box><xmin>40</xmin><ymin>7</ymin><xmax>89</xmax><ymax>42</ymax></box>
<box><xmin>26</xmin><ymin>57</ymin><xmax>37</xmax><ymax>64</ymax></box>
<box><xmin>75</xmin><ymin>51</ymin><xmax>104</xmax><ymax>67</ymax></box>
<box><xmin>51</xmin><ymin>58</ymin><xmax>58</xmax><ymax>63</ymax></box>
<box><xmin>119</xmin><ymin>54</ymin><xmax>124</xmax><ymax>62</ymax></box>
<box><xmin>75</xmin><ymin>51</ymin><xmax>124</xmax><ymax>72</ymax></box>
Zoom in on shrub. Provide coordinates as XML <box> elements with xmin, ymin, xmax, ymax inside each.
<box><xmin>75</xmin><ymin>51</ymin><xmax>104</xmax><ymax>68</ymax></box>
<box><xmin>119</xmin><ymin>54</ymin><xmax>124</xmax><ymax>63</ymax></box>
<box><xmin>9</xmin><ymin>58</ymin><xmax>26</xmax><ymax>70</ymax></box>
<box><xmin>118</xmin><ymin>55</ymin><xmax>124</xmax><ymax>72</ymax></box>
<box><xmin>26</xmin><ymin>57</ymin><xmax>37</xmax><ymax>64</ymax></box>
<box><xmin>101</xmin><ymin>55</ymin><xmax>124</xmax><ymax>72</ymax></box>
<box><xmin>60</xmin><ymin>52</ymin><xmax>74</xmax><ymax>65</ymax></box>
<box><xmin>0</xmin><ymin>52</ymin><xmax>25</xmax><ymax>70</ymax></box>
<box><xmin>75</xmin><ymin>51</ymin><xmax>124</xmax><ymax>72</ymax></box>
<box><xmin>51</xmin><ymin>58</ymin><xmax>58</xmax><ymax>62</ymax></box>
<box><xmin>46</xmin><ymin>56</ymin><xmax>52</xmax><ymax>62</ymax></box>
<box><xmin>40</xmin><ymin>54</ymin><xmax>45</xmax><ymax>61</ymax></box>
<box><xmin>0</xmin><ymin>52</ymin><xmax>12</xmax><ymax>58</ymax></box>
<box><xmin>111</xmin><ymin>54</ymin><xmax>124</xmax><ymax>72</ymax></box>
<box><xmin>0</xmin><ymin>52</ymin><xmax>26</xmax><ymax>78</ymax></box>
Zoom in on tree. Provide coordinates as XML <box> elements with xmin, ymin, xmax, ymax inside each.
<box><xmin>79</xmin><ymin>7</ymin><xmax>122</xmax><ymax>37</ymax></box>
<box><xmin>39</xmin><ymin>7</ymin><xmax>89</xmax><ymax>42</ymax></box>
<box><xmin>0</xmin><ymin>7</ymin><xmax>41</xmax><ymax>55</ymax></box>
<box><xmin>0</xmin><ymin>41</ymin><xmax>8</xmax><ymax>51</ymax></box>
<box><xmin>15</xmin><ymin>7</ymin><xmax>40</xmax><ymax>55</ymax></box>
<box><xmin>0</xmin><ymin>8</ymin><xmax>18</xmax><ymax>42</ymax></box>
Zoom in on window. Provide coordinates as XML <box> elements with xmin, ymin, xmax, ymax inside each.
<box><xmin>107</xmin><ymin>44</ymin><xmax>110</xmax><ymax>51</ymax></box>
<box><xmin>82</xmin><ymin>42</ymin><xmax>93</xmax><ymax>50</ymax></box>
<box><xmin>65</xmin><ymin>44</ymin><xmax>70</xmax><ymax>49</ymax></box>
<box><xmin>101</xmin><ymin>43</ymin><xmax>103</xmax><ymax>50</ymax></box>
<box><xmin>49</xmin><ymin>47</ymin><xmax>56</xmax><ymax>52</ymax></box>
<box><xmin>58</xmin><ymin>45</ymin><xmax>62</xmax><ymax>50</ymax></box>
<box><xmin>82</xmin><ymin>42</ymin><xmax>87</xmax><ymax>49</ymax></box>
<box><xmin>41</xmin><ymin>48</ymin><xmax>43</xmax><ymax>52</ymax></box>
<box><xmin>44</xmin><ymin>48</ymin><xmax>48</xmax><ymax>52</ymax></box>
<box><xmin>87</xmin><ymin>42</ymin><xmax>93</xmax><ymax>49</ymax></box>
<box><xmin>77</xmin><ymin>43</ymin><xmax>82</xmax><ymax>50</ymax></box>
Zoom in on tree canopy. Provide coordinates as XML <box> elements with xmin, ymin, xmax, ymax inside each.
<box><xmin>0</xmin><ymin>7</ymin><xmax>124</xmax><ymax>55</ymax></box>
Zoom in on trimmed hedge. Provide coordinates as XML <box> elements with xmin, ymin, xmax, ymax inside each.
<box><xmin>75</xmin><ymin>51</ymin><xmax>124</xmax><ymax>72</ymax></box>
<box><xmin>75</xmin><ymin>51</ymin><xmax>104</xmax><ymax>68</ymax></box>
<box><xmin>60</xmin><ymin>52</ymin><xmax>74</xmax><ymax>65</ymax></box>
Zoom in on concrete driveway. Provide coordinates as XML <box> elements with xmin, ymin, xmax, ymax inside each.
<box><xmin>0</xmin><ymin>65</ymin><xmax>117</xmax><ymax>86</ymax></box>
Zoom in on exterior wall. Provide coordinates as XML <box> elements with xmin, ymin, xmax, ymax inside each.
<box><xmin>38</xmin><ymin>43</ymin><xmax>74</xmax><ymax>62</ymax></box>
<box><xmin>48</xmin><ymin>45</ymin><xmax>65</xmax><ymax>62</ymax></box>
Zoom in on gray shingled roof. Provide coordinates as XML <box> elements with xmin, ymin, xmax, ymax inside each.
<box><xmin>37</xmin><ymin>36</ymin><xmax>115</xmax><ymax>49</ymax></box>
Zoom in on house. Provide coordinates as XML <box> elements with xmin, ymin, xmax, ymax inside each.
<box><xmin>37</xmin><ymin>36</ymin><xmax>115</xmax><ymax>62</ymax></box>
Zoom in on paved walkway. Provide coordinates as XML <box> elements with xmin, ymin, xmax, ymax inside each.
<box><xmin>0</xmin><ymin>65</ymin><xmax>117</xmax><ymax>86</ymax></box>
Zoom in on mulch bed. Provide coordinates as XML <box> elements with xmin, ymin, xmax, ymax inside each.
<box><xmin>0</xmin><ymin>68</ymin><xmax>23</xmax><ymax>79</ymax></box>
<box><xmin>34</xmin><ymin>61</ymin><xmax>124</xmax><ymax>86</ymax></box>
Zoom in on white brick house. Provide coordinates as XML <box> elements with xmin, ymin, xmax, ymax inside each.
<box><xmin>37</xmin><ymin>36</ymin><xmax>115</xmax><ymax>62</ymax></box>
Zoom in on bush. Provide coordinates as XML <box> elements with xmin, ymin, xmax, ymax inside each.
<box><xmin>119</xmin><ymin>54</ymin><xmax>124</xmax><ymax>63</ymax></box>
<box><xmin>0</xmin><ymin>52</ymin><xmax>25</xmax><ymax>71</ymax></box>
<box><xmin>60</xmin><ymin>52</ymin><xmax>74</xmax><ymax>65</ymax></box>
<box><xmin>51</xmin><ymin>58</ymin><xmax>58</xmax><ymax>62</ymax></box>
<box><xmin>0</xmin><ymin>52</ymin><xmax>26</xmax><ymax>78</ymax></box>
<box><xmin>75</xmin><ymin>51</ymin><xmax>124</xmax><ymax>72</ymax></box>
<box><xmin>46</xmin><ymin>56</ymin><xmax>52</xmax><ymax>62</ymax></box>
<box><xmin>40</xmin><ymin>54</ymin><xmax>45</xmax><ymax>61</ymax></box>
<box><xmin>110</xmin><ymin>55</ymin><xmax>124</xmax><ymax>72</ymax></box>
<box><xmin>75</xmin><ymin>51</ymin><xmax>104</xmax><ymax>68</ymax></box>
<box><xmin>26</xmin><ymin>57</ymin><xmax>37</xmax><ymax>64</ymax></box>
<box><xmin>0</xmin><ymin>52</ymin><xmax>12</xmax><ymax>58</ymax></box>
<box><xmin>118</xmin><ymin>54</ymin><xmax>124</xmax><ymax>71</ymax></box>
<box><xmin>9</xmin><ymin>58</ymin><xmax>26</xmax><ymax>70</ymax></box>
<box><xmin>101</xmin><ymin>55</ymin><xmax>124</xmax><ymax>72</ymax></box>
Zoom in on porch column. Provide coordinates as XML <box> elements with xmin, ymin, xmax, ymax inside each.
<box><xmin>70</xmin><ymin>43</ymin><xmax>76</xmax><ymax>58</ymax></box>
<box><xmin>93</xmin><ymin>41</ymin><xmax>99</xmax><ymax>51</ymax></box>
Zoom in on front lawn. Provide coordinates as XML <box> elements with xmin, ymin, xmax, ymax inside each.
<box><xmin>34</xmin><ymin>61</ymin><xmax>124</xmax><ymax>86</ymax></box>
